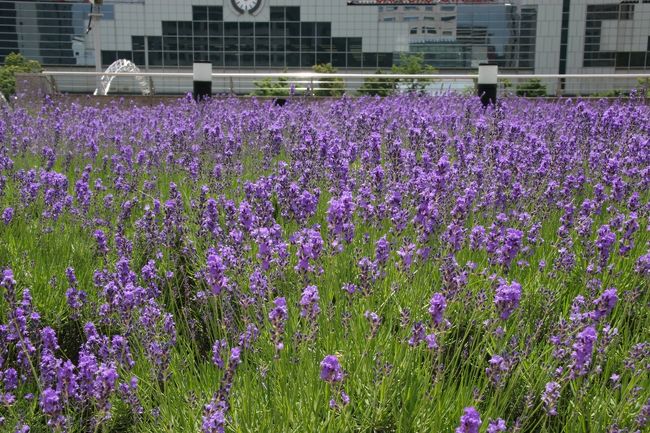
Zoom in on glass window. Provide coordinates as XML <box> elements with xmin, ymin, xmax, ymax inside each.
<box><xmin>363</xmin><ymin>52</ymin><xmax>377</xmax><ymax>68</ymax></box>
<box><xmin>225</xmin><ymin>53</ymin><xmax>238</xmax><ymax>67</ymax></box>
<box><xmin>287</xmin><ymin>52</ymin><xmax>300</xmax><ymax>66</ymax></box>
<box><xmin>209</xmin><ymin>37</ymin><xmax>223</xmax><ymax>51</ymax></box>
<box><xmin>286</xmin><ymin>22</ymin><xmax>300</xmax><ymax>37</ymax></box>
<box><xmin>148</xmin><ymin>51</ymin><xmax>162</xmax><ymax>66</ymax></box>
<box><xmin>347</xmin><ymin>52</ymin><xmax>361</xmax><ymax>67</ymax></box>
<box><xmin>255</xmin><ymin>22</ymin><xmax>269</xmax><ymax>36</ymax></box>
<box><xmin>286</xmin><ymin>38</ymin><xmax>300</xmax><ymax>52</ymax></box>
<box><xmin>286</xmin><ymin>7</ymin><xmax>300</xmax><ymax>22</ymax></box>
<box><xmin>270</xmin><ymin>37</ymin><xmax>285</xmax><ymax>51</ymax></box>
<box><xmin>316</xmin><ymin>22</ymin><xmax>331</xmax><ymax>37</ymax></box>
<box><xmin>241</xmin><ymin>53</ymin><xmax>254</xmax><ymax>67</ymax></box>
<box><xmin>178</xmin><ymin>51</ymin><xmax>193</xmax><ymax>66</ymax></box>
<box><xmin>133</xmin><ymin>51</ymin><xmax>145</xmax><ymax>66</ymax></box>
<box><xmin>271</xmin><ymin>52</ymin><xmax>285</xmax><ymax>67</ymax></box>
<box><xmin>377</xmin><ymin>52</ymin><xmax>392</xmax><ymax>67</ymax></box>
<box><xmin>270</xmin><ymin>7</ymin><xmax>284</xmax><ymax>21</ymax></box>
<box><xmin>132</xmin><ymin>36</ymin><xmax>145</xmax><ymax>51</ymax></box>
<box><xmin>224</xmin><ymin>22</ymin><xmax>238</xmax><ymax>37</ymax></box>
<box><xmin>317</xmin><ymin>37</ymin><xmax>331</xmax><ymax>51</ymax></box>
<box><xmin>410</xmin><ymin>27</ymin><xmax>418</xmax><ymax>35</ymax></box>
<box><xmin>209</xmin><ymin>52</ymin><xmax>223</xmax><ymax>66</ymax></box>
<box><xmin>240</xmin><ymin>22</ymin><xmax>253</xmax><ymax>36</ymax></box>
<box><xmin>178</xmin><ymin>36</ymin><xmax>192</xmax><ymax>51</ymax></box>
<box><xmin>178</xmin><ymin>21</ymin><xmax>192</xmax><ymax>36</ymax></box>
<box><xmin>162</xmin><ymin>21</ymin><xmax>177</xmax><ymax>36</ymax></box>
<box><xmin>348</xmin><ymin>38</ymin><xmax>361</xmax><ymax>52</ymax></box>
<box><xmin>209</xmin><ymin>22</ymin><xmax>223</xmax><ymax>36</ymax></box>
<box><xmin>255</xmin><ymin>53</ymin><xmax>270</xmax><ymax>67</ymax></box>
<box><xmin>208</xmin><ymin>6</ymin><xmax>223</xmax><ymax>21</ymax></box>
<box><xmin>301</xmin><ymin>38</ymin><xmax>315</xmax><ymax>51</ymax></box>
<box><xmin>301</xmin><ymin>52</ymin><xmax>315</xmax><ymax>67</ymax></box>
<box><xmin>193</xmin><ymin>6</ymin><xmax>208</xmax><ymax>21</ymax></box>
<box><xmin>271</xmin><ymin>22</ymin><xmax>285</xmax><ymax>37</ymax></box>
<box><xmin>255</xmin><ymin>37</ymin><xmax>270</xmax><ymax>51</ymax></box>
<box><xmin>194</xmin><ymin>37</ymin><xmax>208</xmax><ymax>52</ymax></box>
<box><xmin>240</xmin><ymin>37</ymin><xmax>254</xmax><ymax>52</ymax></box>
<box><xmin>163</xmin><ymin>51</ymin><xmax>178</xmax><ymax>67</ymax></box>
<box><xmin>301</xmin><ymin>22</ymin><xmax>315</xmax><ymax>37</ymax></box>
<box><xmin>194</xmin><ymin>22</ymin><xmax>207</xmax><ymax>37</ymax></box>
<box><xmin>224</xmin><ymin>37</ymin><xmax>238</xmax><ymax>52</ymax></box>
<box><xmin>332</xmin><ymin>38</ymin><xmax>346</xmax><ymax>53</ymax></box>
<box><xmin>148</xmin><ymin>36</ymin><xmax>162</xmax><ymax>51</ymax></box>
<box><xmin>332</xmin><ymin>52</ymin><xmax>346</xmax><ymax>67</ymax></box>
<box><xmin>316</xmin><ymin>52</ymin><xmax>331</xmax><ymax>65</ymax></box>
<box><xmin>193</xmin><ymin>52</ymin><xmax>209</xmax><ymax>63</ymax></box>
<box><xmin>163</xmin><ymin>36</ymin><xmax>178</xmax><ymax>52</ymax></box>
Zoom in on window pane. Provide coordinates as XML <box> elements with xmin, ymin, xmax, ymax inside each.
<box><xmin>270</xmin><ymin>7</ymin><xmax>284</xmax><ymax>21</ymax></box>
<box><xmin>255</xmin><ymin>22</ymin><xmax>269</xmax><ymax>36</ymax></box>
<box><xmin>363</xmin><ymin>52</ymin><xmax>377</xmax><ymax>68</ymax></box>
<box><xmin>193</xmin><ymin>22</ymin><xmax>207</xmax><ymax>37</ymax></box>
<box><xmin>178</xmin><ymin>37</ymin><xmax>192</xmax><ymax>51</ymax></box>
<box><xmin>332</xmin><ymin>37</ymin><xmax>346</xmax><ymax>53</ymax></box>
<box><xmin>209</xmin><ymin>37</ymin><xmax>223</xmax><ymax>51</ymax></box>
<box><xmin>162</xmin><ymin>21</ymin><xmax>177</xmax><ymax>36</ymax></box>
<box><xmin>301</xmin><ymin>22</ymin><xmax>315</xmax><ymax>37</ymax></box>
<box><xmin>332</xmin><ymin>52</ymin><xmax>346</xmax><ymax>67</ymax></box>
<box><xmin>132</xmin><ymin>36</ymin><xmax>145</xmax><ymax>51</ymax></box>
<box><xmin>164</xmin><ymin>51</ymin><xmax>178</xmax><ymax>67</ymax></box>
<box><xmin>209</xmin><ymin>22</ymin><xmax>223</xmax><ymax>36</ymax></box>
<box><xmin>301</xmin><ymin>52</ymin><xmax>315</xmax><ymax>67</ymax></box>
<box><xmin>286</xmin><ymin>7</ymin><xmax>300</xmax><ymax>21</ymax></box>
<box><xmin>271</xmin><ymin>22</ymin><xmax>285</xmax><ymax>37</ymax></box>
<box><xmin>178</xmin><ymin>21</ymin><xmax>192</xmax><ymax>36</ymax></box>
<box><xmin>286</xmin><ymin>38</ymin><xmax>300</xmax><ymax>52</ymax></box>
<box><xmin>287</xmin><ymin>52</ymin><xmax>300</xmax><ymax>66</ymax></box>
<box><xmin>224</xmin><ymin>37</ymin><xmax>238</xmax><ymax>51</ymax></box>
<box><xmin>316</xmin><ymin>22</ymin><xmax>331</xmax><ymax>37</ymax></box>
<box><xmin>255</xmin><ymin>37</ymin><xmax>269</xmax><ymax>51</ymax></box>
<box><xmin>286</xmin><ymin>22</ymin><xmax>300</xmax><ymax>37</ymax></box>
<box><xmin>271</xmin><ymin>37</ymin><xmax>285</xmax><ymax>51</ymax></box>
<box><xmin>347</xmin><ymin>52</ymin><xmax>361</xmax><ymax>67</ymax></box>
<box><xmin>163</xmin><ymin>36</ymin><xmax>177</xmax><ymax>51</ymax></box>
<box><xmin>316</xmin><ymin>52</ymin><xmax>331</xmax><ymax>64</ymax></box>
<box><xmin>240</xmin><ymin>22</ymin><xmax>253</xmax><ymax>36</ymax></box>
<box><xmin>209</xmin><ymin>52</ymin><xmax>223</xmax><ymax>66</ymax></box>
<box><xmin>149</xmin><ymin>51</ymin><xmax>162</xmax><ymax>66</ymax></box>
<box><xmin>208</xmin><ymin>6</ymin><xmax>222</xmax><ymax>21</ymax></box>
<box><xmin>193</xmin><ymin>6</ymin><xmax>208</xmax><ymax>21</ymax></box>
<box><xmin>240</xmin><ymin>37</ymin><xmax>254</xmax><ymax>52</ymax></box>
<box><xmin>271</xmin><ymin>52</ymin><xmax>285</xmax><ymax>67</ymax></box>
<box><xmin>225</xmin><ymin>53</ymin><xmax>238</xmax><ymax>67</ymax></box>
<box><xmin>255</xmin><ymin>53</ymin><xmax>270</xmax><ymax>67</ymax></box>
<box><xmin>241</xmin><ymin>53</ymin><xmax>254</xmax><ymax>67</ymax></box>
<box><xmin>225</xmin><ymin>22</ymin><xmax>238</xmax><ymax>37</ymax></box>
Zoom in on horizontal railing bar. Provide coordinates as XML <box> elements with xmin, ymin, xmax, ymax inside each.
<box><xmin>42</xmin><ymin>71</ymin><xmax>650</xmax><ymax>80</ymax></box>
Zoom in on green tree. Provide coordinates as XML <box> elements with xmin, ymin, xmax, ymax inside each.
<box><xmin>356</xmin><ymin>70</ymin><xmax>394</xmax><ymax>97</ymax></box>
<box><xmin>391</xmin><ymin>53</ymin><xmax>437</xmax><ymax>93</ymax></box>
<box><xmin>0</xmin><ymin>52</ymin><xmax>42</xmax><ymax>96</ymax></box>
<box><xmin>515</xmin><ymin>78</ymin><xmax>547</xmax><ymax>97</ymax></box>
<box><xmin>312</xmin><ymin>63</ymin><xmax>344</xmax><ymax>97</ymax></box>
<box><xmin>251</xmin><ymin>76</ymin><xmax>290</xmax><ymax>97</ymax></box>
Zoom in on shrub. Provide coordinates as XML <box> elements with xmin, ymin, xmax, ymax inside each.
<box><xmin>312</xmin><ymin>63</ymin><xmax>345</xmax><ymax>97</ymax></box>
<box><xmin>515</xmin><ymin>78</ymin><xmax>547</xmax><ymax>97</ymax></box>
<box><xmin>0</xmin><ymin>52</ymin><xmax>42</xmax><ymax>96</ymax></box>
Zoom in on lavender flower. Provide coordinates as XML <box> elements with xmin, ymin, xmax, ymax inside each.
<box><xmin>320</xmin><ymin>355</ymin><xmax>344</xmax><ymax>383</ymax></box>
<box><xmin>456</xmin><ymin>407</ymin><xmax>482</xmax><ymax>433</ymax></box>
<box><xmin>541</xmin><ymin>381</ymin><xmax>561</xmax><ymax>416</ymax></box>
<box><xmin>494</xmin><ymin>280</ymin><xmax>522</xmax><ymax>320</ymax></box>
<box><xmin>269</xmin><ymin>297</ymin><xmax>288</xmax><ymax>351</ymax></box>
<box><xmin>428</xmin><ymin>292</ymin><xmax>447</xmax><ymax>327</ymax></box>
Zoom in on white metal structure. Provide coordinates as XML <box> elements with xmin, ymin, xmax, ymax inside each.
<box><xmin>93</xmin><ymin>59</ymin><xmax>154</xmax><ymax>96</ymax></box>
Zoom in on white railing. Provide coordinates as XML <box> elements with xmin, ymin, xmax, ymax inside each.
<box><xmin>34</xmin><ymin>70</ymin><xmax>650</xmax><ymax>97</ymax></box>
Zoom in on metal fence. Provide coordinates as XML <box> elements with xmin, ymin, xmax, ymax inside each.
<box><xmin>21</xmin><ymin>70</ymin><xmax>650</xmax><ymax>98</ymax></box>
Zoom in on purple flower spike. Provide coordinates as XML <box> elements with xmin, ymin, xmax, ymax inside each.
<box><xmin>456</xmin><ymin>406</ymin><xmax>482</xmax><ymax>433</ymax></box>
<box><xmin>494</xmin><ymin>280</ymin><xmax>522</xmax><ymax>320</ymax></box>
<box><xmin>320</xmin><ymin>355</ymin><xmax>344</xmax><ymax>383</ymax></box>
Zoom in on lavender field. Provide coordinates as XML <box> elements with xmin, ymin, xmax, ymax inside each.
<box><xmin>0</xmin><ymin>94</ymin><xmax>648</xmax><ymax>433</ymax></box>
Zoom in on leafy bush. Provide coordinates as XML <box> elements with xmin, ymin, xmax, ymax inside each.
<box><xmin>0</xmin><ymin>52</ymin><xmax>42</xmax><ymax>96</ymax></box>
<box><xmin>251</xmin><ymin>76</ymin><xmax>290</xmax><ymax>97</ymax></box>
<box><xmin>356</xmin><ymin>70</ymin><xmax>394</xmax><ymax>97</ymax></box>
<box><xmin>515</xmin><ymin>78</ymin><xmax>547</xmax><ymax>97</ymax></box>
<box><xmin>312</xmin><ymin>63</ymin><xmax>344</xmax><ymax>97</ymax></box>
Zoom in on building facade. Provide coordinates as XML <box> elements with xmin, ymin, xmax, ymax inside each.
<box><xmin>1</xmin><ymin>0</ymin><xmax>649</xmax><ymax>92</ymax></box>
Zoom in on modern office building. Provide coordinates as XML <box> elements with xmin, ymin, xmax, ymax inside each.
<box><xmin>1</xmin><ymin>0</ymin><xmax>649</xmax><ymax>93</ymax></box>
